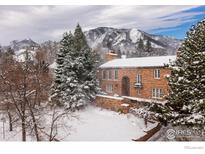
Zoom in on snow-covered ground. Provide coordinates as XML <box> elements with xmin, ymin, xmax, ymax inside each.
<box><xmin>0</xmin><ymin>112</ymin><xmax>36</xmax><ymax>141</ymax></box>
<box><xmin>0</xmin><ymin>106</ymin><xmax>156</xmax><ymax>141</ymax></box>
<box><xmin>65</xmin><ymin>106</ymin><xmax>151</xmax><ymax>141</ymax></box>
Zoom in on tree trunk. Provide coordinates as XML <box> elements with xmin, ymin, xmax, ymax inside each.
<box><xmin>29</xmin><ymin>106</ymin><xmax>40</xmax><ymax>141</ymax></box>
<box><xmin>6</xmin><ymin>104</ymin><xmax>13</xmax><ymax>132</ymax></box>
<box><xmin>8</xmin><ymin>111</ymin><xmax>13</xmax><ymax>131</ymax></box>
<box><xmin>22</xmin><ymin>116</ymin><xmax>26</xmax><ymax>141</ymax></box>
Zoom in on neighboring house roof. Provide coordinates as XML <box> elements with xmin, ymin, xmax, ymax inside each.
<box><xmin>99</xmin><ymin>55</ymin><xmax>176</xmax><ymax>69</ymax></box>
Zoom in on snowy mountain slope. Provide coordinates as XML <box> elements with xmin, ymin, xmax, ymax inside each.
<box><xmin>1</xmin><ymin>27</ymin><xmax>182</xmax><ymax>63</ymax></box>
<box><xmin>3</xmin><ymin>39</ymin><xmax>39</xmax><ymax>62</ymax></box>
<box><xmin>129</xmin><ymin>28</ymin><xmax>143</xmax><ymax>43</ymax></box>
<box><xmin>85</xmin><ymin>27</ymin><xmax>182</xmax><ymax>57</ymax></box>
<box><xmin>10</xmin><ymin>39</ymin><xmax>39</xmax><ymax>51</ymax></box>
<box><xmin>14</xmin><ymin>48</ymin><xmax>36</xmax><ymax>62</ymax></box>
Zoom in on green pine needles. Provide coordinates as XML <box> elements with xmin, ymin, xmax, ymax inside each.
<box><xmin>150</xmin><ymin>18</ymin><xmax>205</xmax><ymax>130</ymax></box>
<box><xmin>50</xmin><ymin>24</ymin><xmax>99</xmax><ymax>111</ymax></box>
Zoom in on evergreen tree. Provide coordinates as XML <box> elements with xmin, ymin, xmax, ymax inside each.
<box><xmin>1</xmin><ymin>46</ymin><xmax>14</xmax><ymax>63</ymax></box>
<box><xmin>74</xmin><ymin>24</ymin><xmax>88</xmax><ymax>53</ymax></box>
<box><xmin>138</xmin><ymin>38</ymin><xmax>144</xmax><ymax>50</ymax></box>
<box><xmin>62</xmin><ymin>24</ymin><xmax>99</xmax><ymax>110</ymax></box>
<box><xmin>150</xmin><ymin>19</ymin><xmax>205</xmax><ymax>130</ymax></box>
<box><xmin>146</xmin><ymin>39</ymin><xmax>152</xmax><ymax>52</ymax></box>
<box><xmin>50</xmin><ymin>32</ymin><xmax>74</xmax><ymax>105</ymax></box>
<box><xmin>7</xmin><ymin>47</ymin><xmax>15</xmax><ymax>55</ymax></box>
<box><xmin>116</xmin><ymin>49</ymin><xmax>122</xmax><ymax>58</ymax></box>
<box><xmin>131</xmin><ymin>39</ymin><xmax>144</xmax><ymax>57</ymax></box>
<box><xmin>50</xmin><ymin>24</ymin><xmax>99</xmax><ymax>110</ymax></box>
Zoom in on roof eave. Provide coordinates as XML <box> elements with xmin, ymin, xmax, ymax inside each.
<box><xmin>99</xmin><ymin>65</ymin><xmax>169</xmax><ymax>69</ymax></box>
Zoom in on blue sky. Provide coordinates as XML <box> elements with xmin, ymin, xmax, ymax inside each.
<box><xmin>152</xmin><ymin>6</ymin><xmax>205</xmax><ymax>39</ymax></box>
<box><xmin>0</xmin><ymin>5</ymin><xmax>205</xmax><ymax>45</ymax></box>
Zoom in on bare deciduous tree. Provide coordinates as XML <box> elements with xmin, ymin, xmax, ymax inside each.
<box><xmin>0</xmin><ymin>49</ymin><xmax>74</xmax><ymax>141</ymax></box>
<box><xmin>0</xmin><ymin>49</ymin><xmax>51</xmax><ymax>141</ymax></box>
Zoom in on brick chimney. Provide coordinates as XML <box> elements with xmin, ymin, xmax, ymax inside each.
<box><xmin>105</xmin><ymin>50</ymin><xmax>118</xmax><ymax>61</ymax></box>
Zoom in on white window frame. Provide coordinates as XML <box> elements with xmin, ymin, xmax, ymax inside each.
<box><xmin>114</xmin><ymin>69</ymin><xmax>118</xmax><ymax>80</ymax></box>
<box><xmin>106</xmin><ymin>84</ymin><xmax>113</xmax><ymax>93</ymax></box>
<box><xmin>108</xmin><ymin>70</ymin><xmax>112</xmax><ymax>80</ymax></box>
<box><xmin>102</xmin><ymin>70</ymin><xmax>107</xmax><ymax>80</ymax></box>
<box><xmin>152</xmin><ymin>88</ymin><xmax>163</xmax><ymax>99</ymax></box>
<box><xmin>154</xmin><ymin>69</ymin><xmax>160</xmax><ymax>79</ymax></box>
<box><xmin>136</xmin><ymin>74</ymin><xmax>142</xmax><ymax>83</ymax></box>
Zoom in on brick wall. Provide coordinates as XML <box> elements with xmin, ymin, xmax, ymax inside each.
<box><xmin>99</xmin><ymin>67</ymin><xmax>171</xmax><ymax>100</ymax></box>
<box><xmin>95</xmin><ymin>95</ymin><xmax>151</xmax><ymax>113</ymax></box>
<box><xmin>95</xmin><ymin>95</ymin><xmax>132</xmax><ymax>113</ymax></box>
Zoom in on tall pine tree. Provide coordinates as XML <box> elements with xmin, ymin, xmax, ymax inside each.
<box><xmin>50</xmin><ymin>32</ymin><xmax>74</xmax><ymax>105</ymax></box>
<box><xmin>146</xmin><ymin>40</ymin><xmax>152</xmax><ymax>52</ymax></box>
<box><xmin>138</xmin><ymin>38</ymin><xmax>144</xmax><ymax>49</ymax></box>
<box><xmin>150</xmin><ymin>19</ymin><xmax>205</xmax><ymax>130</ymax></box>
<box><xmin>50</xmin><ymin>24</ymin><xmax>99</xmax><ymax>110</ymax></box>
<box><xmin>62</xmin><ymin>24</ymin><xmax>99</xmax><ymax>110</ymax></box>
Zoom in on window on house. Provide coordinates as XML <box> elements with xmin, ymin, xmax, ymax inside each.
<box><xmin>106</xmin><ymin>84</ymin><xmax>113</xmax><ymax>93</ymax></box>
<box><xmin>154</xmin><ymin>69</ymin><xmax>160</xmax><ymax>79</ymax></box>
<box><xmin>114</xmin><ymin>69</ymin><xmax>118</xmax><ymax>80</ymax></box>
<box><xmin>108</xmin><ymin>70</ymin><xmax>112</xmax><ymax>80</ymax></box>
<box><xmin>152</xmin><ymin>88</ymin><xmax>163</xmax><ymax>99</ymax></box>
<box><xmin>102</xmin><ymin>70</ymin><xmax>106</xmax><ymax>79</ymax></box>
<box><xmin>136</xmin><ymin>74</ymin><xmax>142</xmax><ymax>83</ymax></box>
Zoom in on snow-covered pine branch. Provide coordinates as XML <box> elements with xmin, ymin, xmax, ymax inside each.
<box><xmin>150</xmin><ymin>18</ymin><xmax>205</xmax><ymax>130</ymax></box>
<box><xmin>50</xmin><ymin>24</ymin><xmax>99</xmax><ymax>111</ymax></box>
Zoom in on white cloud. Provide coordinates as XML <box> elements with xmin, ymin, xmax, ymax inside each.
<box><xmin>0</xmin><ymin>5</ymin><xmax>203</xmax><ymax>45</ymax></box>
<box><xmin>91</xmin><ymin>5</ymin><xmax>203</xmax><ymax>30</ymax></box>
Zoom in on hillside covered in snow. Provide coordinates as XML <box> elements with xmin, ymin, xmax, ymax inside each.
<box><xmin>0</xmin><ymin>27</ymin><xmax>182</xmax><ymax>64</ymax></box>
<box><xmin>85</xmin><ymin>27</ymin><xmax>182</xmax><ymax>58</ymax></box>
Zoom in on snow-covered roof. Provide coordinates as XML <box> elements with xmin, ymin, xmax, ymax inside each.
<box><xmin>99</xmin><ymin>55</ymin><xmax>176</xmax><ymax>69</ymax></box>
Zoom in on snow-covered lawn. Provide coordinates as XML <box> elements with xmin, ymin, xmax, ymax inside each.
<box><xmin>0</xmin><ymin>105</ymin><xmax>156</xmax><ymax>141</ymax></box>
<box><xmin>65</xmin><ymin>106</ymin><xmax>151</xmax><ymax>141</ymax></box>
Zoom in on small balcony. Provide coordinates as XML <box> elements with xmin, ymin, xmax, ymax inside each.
<box><xmin>134</xmin><ymin>82</ymin><xmax>143</xmax><ymax>88</ymax></box>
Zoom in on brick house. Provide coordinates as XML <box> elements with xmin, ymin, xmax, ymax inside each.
<box><xmin>98</xmin><ymin>55</ymin><xmax>176</xmax><ymax>100</ymax></box>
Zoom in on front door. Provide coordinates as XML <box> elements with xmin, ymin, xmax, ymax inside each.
<box><xmin>121</xmin><ymin>76</ymin><xmax>130</xmax><ymax>96</ymax></box>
